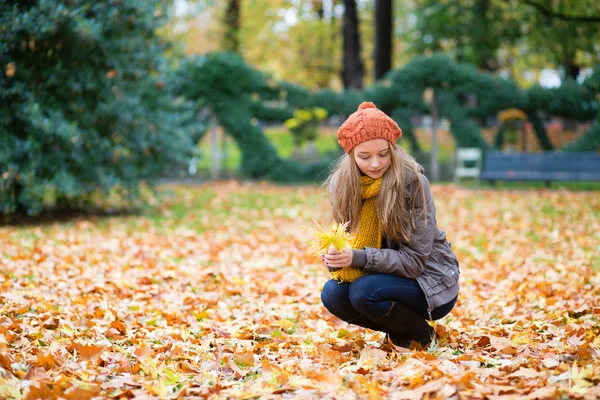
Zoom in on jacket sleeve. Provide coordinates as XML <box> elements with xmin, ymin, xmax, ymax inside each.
<box><xmin>354</xmin><ymin>174</ymin><xmax>436</xmax><ymax>278</ymax></box>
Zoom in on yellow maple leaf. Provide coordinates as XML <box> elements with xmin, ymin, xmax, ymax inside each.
<box><xmin>570</xmin><ymin>362</ymin><xmax>593</xmax><ymax>394</ymax></box>
<box><xmin>307</xmin><ymin>219</ymin><xmax>353</xmax><ymax>256</ymax></box>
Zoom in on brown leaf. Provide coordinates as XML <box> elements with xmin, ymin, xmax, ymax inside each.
<box><xmin>316</xmin><ymin>344</ymin><xmax>346</xmax><ymax>364</ymax></box>
<box><xmin>233</xmin><ymin>353</ymin><xmax>255</xmax><ymax>368</ymax></box>
<box><xmin>134</xmin><ymin>345</ymin><xmax>154</xmax><ymax>360</ymax></box>
<box><xmin>62</xmin><ymin>385</ymin><xmax>101</xmax><ymax>400</ymax></box>
<box><xmin>36</xmin><ymin>352</ymin><xmax>57</xmax><ymax>370</ymax></box>
<box><xmin>500</xmin><ymin>346</ymin><xmax>517</xmax><ymax>355</ymax></box>
<box><xmin>104</xmin><ymin>327</ymin><xmax>124</xmax><ymax>341</ymax></box>
<box><xmin>23</xmin><ymin>366</ymin><xmax>48</xmax><ymax>380</ymax></box>
<box><xmin>74</xmin><ymin>343</ymin><xmax>105</xmax><ymax>366</ymax></box>
<box><xmin>101</xmin><ymin>374</ymin><xmax>139</xmax><ymax>390</ymax></box>
<box><xmin>110</xmin><ymin>319</ymin><xmax>127</xmax><ymax>334</ymax></box>
<box><xmin>506</xmin><ymin>368</ymin><xmax>541</xmax><ymax>378</ymax></box>
<box><xmin>527</xmin><ymin>386</ymin><xmax>557</xmax><ymax>399</ymax></box>
<box><xmin>476</xmin><ymin>335</ymin><xmax>491</xmax><ymax>347</ymax></box>
<box><xmin>0</xmin><ymin>352</ymin><xmax>13</xmax><ymax>374</ymax></box>
<box><xmin>137</xmin><ymin>276</ymin><xmax>153</xmax><ymax>285</ymax></box>
<box><xmin>24</xmin><ymin>382</ymin><xmax>53</xmax><ymax>400</ymax></box>
<box><xmin>42</xmin><ymin>317</ymin><xmax>59</xmax><ymax>330</ymax></box>
<box><xmin>413</xmin><ymin>351</ymin><xmax>437</xmax><ymax>361</ymax></box>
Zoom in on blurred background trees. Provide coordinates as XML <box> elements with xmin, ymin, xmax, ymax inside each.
<box><xmin>2</xmin><ymin>0</ymin><xmax>599</xmax><ymax>216</ymax></box>
<box><xmin>165</xmin><ymin>0</ymin><xmax>599</xmax><ymax>88</ymax></box>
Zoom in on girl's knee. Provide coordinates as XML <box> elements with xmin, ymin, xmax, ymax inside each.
<box><xmin>348</xmin><ymin>277</ymin><xmax>376</xmax><ymax>310</ymax></box>
<box><xmin>320</xmin><ymin>279</ymin><xmax>346</xmax><ymax>310</ymax></box>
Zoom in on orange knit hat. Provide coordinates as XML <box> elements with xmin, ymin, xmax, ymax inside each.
<box><xmin>337</xmin><ymin>102</ymin><xmax>402</xmax><ymax>153</ymax></box>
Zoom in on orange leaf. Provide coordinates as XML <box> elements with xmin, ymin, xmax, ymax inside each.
<box><xmin>316</xmin><ymin>344</ymin><xmax>346</xmax><ymax>364</ymax></box>
<box><xmin>134</xmin><ymin>346</ymin><xmax>154</xmax><ymax>360</ymax></box>
<box><xmin>74</xmin><ymin>343</ymin><xmax>105</xmax><ymax>365</ymax></box>
<box><xmin>413</xmin><ymin>351</ymin><xmax>437</xmax><ymax>361</ymax></box>
<box><xmin>111</xmin><ymin>319</ymin><xmax>127</xmax><ymax>334</ymax></box>
<box><xmin>36</xmin><ymin>352</ymin><xmax>57</xmax><ymax>370</ymax></box>
<box><xmin>233</xmin><ymin>353</ymin><xmax>255</xmax><ymax>368</ymax></box>
<box><xmin>63</xmin><ymin>385</ymin><xmax>101</xmax><ymax>400</ymax></box>
<box><xmin>500</xmin><ymin>346</ymin><xmax>517</xmax><ymax>355</ymax></box>
<box><xmin>0</xmin><ymin>352</ymin><xmax>13</xmax><ymax>374</ymax></box>
<box><xmin>25</xmin><ymin>382</ymin><xmax>53</xmax><ymax>400</ymax></box>
<box><xmin>476</xmin><ymin>336</ymin><xmax>491</xmax><ymax>347</ymax></box>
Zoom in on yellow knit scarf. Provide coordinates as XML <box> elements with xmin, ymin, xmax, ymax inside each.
<box><xmin>331</xmin><ymin>175</ymin><xmax>383</xmax><ymax>283</ymax></box>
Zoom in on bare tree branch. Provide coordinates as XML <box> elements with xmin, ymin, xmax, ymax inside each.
<box><xmin>519</xmin><ymin>0</ymin><xmax>600</xmax><ymax>23</ymax></box>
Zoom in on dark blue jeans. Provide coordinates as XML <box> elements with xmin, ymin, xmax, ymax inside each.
<box><xmin>321</xmin><ymin>274</ymin><xmax>457</xmax><ymax>338</ymax></box>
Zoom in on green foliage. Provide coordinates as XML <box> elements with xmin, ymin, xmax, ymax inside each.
<box><xmin>284</xmin><ymin>108</ymin><xmax>328</xmax><ymax>147</ymax></box>
<box><xmin>391</xmin><ymin>108</ymin><xmax>421</xmax><ymax>153</ymax></box>
<box><xmin>410</xmin><ymin>0</ymin><xmax>600</xmax><ymax>84</ymax></box>
<box><xmin>173</xmin><ymin>52</ymin><xmax>599</xmax><ymax>185</ymax></box>
<box><xmin>172</xmin><ymin>53</ymin><xmax>334</xmax><ymax>182</ymax></box>
<box><xmin>409</xmin><ymin>0</ymin><xmax>524</xmax><ymax>71</ymax></box>
<box><xmin>522</xmin><ymin>0</ymin><xmax>600</xmax><ymax>80</ymax></box>
<box><xmin>564</xmin><ymin>115</ymin><xmax>600</xmax><ymax>151</ymax></box>
<box><xmin>0</xmin><ymin>0</ymin><xmax>199</xmax><ymax>215</ymax></box>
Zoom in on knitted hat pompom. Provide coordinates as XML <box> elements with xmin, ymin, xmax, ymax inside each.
<box><xmin>359</xmin><ymin>101</ymin><xmax>377</xmax><ymax>110</ymax></box>
<box><xmin>337</xmin><ymin>101</ymin><xmax>402</xmax><ymax>153</ymax></box>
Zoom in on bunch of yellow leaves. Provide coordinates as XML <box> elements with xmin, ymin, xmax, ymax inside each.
<box><xmin>307</xmin><ymin>220</ymin><xmax>367</xmax><ymax>283</ymax></box>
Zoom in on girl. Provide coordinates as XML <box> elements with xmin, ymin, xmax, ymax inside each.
<box><xmin>321</xmin><ymin>102</ymin><xmax>460</xmax><ymax>348</ymax></box>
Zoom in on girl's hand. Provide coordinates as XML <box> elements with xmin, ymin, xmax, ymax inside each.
<box><xmin>323</xmin><ymin>245</ymin><xmax>353</xmax><ymax>269</ymax></box>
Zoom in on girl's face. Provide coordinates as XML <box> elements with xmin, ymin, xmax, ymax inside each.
<box><xmin>353</xmin><ymin>139</ymin><xmax>391</xmax><ymax>179</ymax></box>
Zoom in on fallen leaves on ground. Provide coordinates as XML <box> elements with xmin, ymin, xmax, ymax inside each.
<box><xmin>1</xmin><ymin>181</ymin><xmax>599</xmax><ymax>398</ymax></box>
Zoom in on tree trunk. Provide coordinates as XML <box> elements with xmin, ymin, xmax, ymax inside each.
<box><xmin>223</xmin><ymin>0</ymin><xmax>241</xmax><ymax>53</ymax></box>
<box><xmin>210</xmin><ymin>114</ymin><xmax>221</xmax><ymax>180</ymax></box>
<box><xmin>342</xmin><ymin>0</ymin><xmax>364</xmax><ymax>89</ymax></box>
<box><xmin>313</xmin><ymin>0</ymin><xmax>325</xmax><ymax>19</ymax></box>
<box><xmin>565</xmin><ymin>57</ymin><xmax>581</xmax><ymax>80</ymax></box>
<box><xmin>430</xmin><ymin>92</ymin><xmax>440</xmax><ymax>182</ymax></box>
<box><xmin>374</xmin><ymin>0</ymin><xmax>393</xmax><ymax>81</ymax></box>
<box><xmin>473</xmin><ymin>0</ymin><xmax>498</xmax><ymax>72</ymax></box>
<box><xmin>529</xmin><ymin>113</ymin><xmax>554</xmax><ymax>151</ymax></box>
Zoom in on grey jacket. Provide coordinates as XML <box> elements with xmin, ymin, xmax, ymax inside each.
<box><xmin>331</xmin><ymin>166</ymin><xmax>460</xmax><ymax>318</ymax></box>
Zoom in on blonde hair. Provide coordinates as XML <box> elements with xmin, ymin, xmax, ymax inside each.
<box><xmin>324</xmin><ymin>143</ymin><xmax>427</xmax><ymax>244</ymax></box>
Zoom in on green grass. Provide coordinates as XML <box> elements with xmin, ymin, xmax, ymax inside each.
<box><xmin>592</xmin><ymin>256</ymin><xmax>600</xmax><ymax>271</ymax></box>
<box><xmin>134</xmin><ymin>184</ymin><xmax>327</xmax><ymax>233</ymax></box>
<box><xmin>399</xmin><ymin>137</ymin><xmax>455</xmax><ymax>164</ymax></box>
<box><xmin>264</xmin><ymin>128</ymin><xmax>340</xmax><ymax>157</ymax></box>
<box><xmin>196</xmin><ymin>127</ymin><xmax>340</xmax><ymax>172</ymax></box>
<box><xmin>196</xmin><ymin>135</ymin><xmax>242</xmax><ymax>171</ymax></box>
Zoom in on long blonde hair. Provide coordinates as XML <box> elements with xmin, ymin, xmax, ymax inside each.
<box><xmin>324</xmin><ymin>143</ymin><xmax>427</xmax><ymax>244</ymax></box>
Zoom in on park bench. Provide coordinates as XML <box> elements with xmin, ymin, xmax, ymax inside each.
<box><xmin>480</xmin><ymin>151</ymin><xmax>600</xmax><ymax>187</ymax></box>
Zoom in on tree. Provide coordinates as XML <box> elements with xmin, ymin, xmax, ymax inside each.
<box><xmin>342</xmin><ymin>0</ymin><xmax>365</xmax><ymax>89</ymax></box>
<box><xmin>374</xmin><ymin>0</ymin><xmax>393</xmax><ymax>80</ymax></box>
<box><xmin>224</xmin><ymin>0</ymin><xmax>342</xmax><ymax>89</ymax></box>
<box><xmin>222</xmin><ymin>0</ymin><xmax>241</xmax><ymax>53</ymax></box>
<box><xmin>409</xmin><ymin>0</ymin><xmax>600</xmax><ymax>82</ymax></box>
<box><xmin>313</xmin><ymin>0</ymin><xmax>325</xmax><ymax>19</ymax></box>
<box><xmin>516</xmin><ymin>0</ymin><xmax>600</xmax><ymax>80</ymax></box>
<box><xmin>517</xmin><ymin>0</ymin><xmax>600</xmax><ymax>23</ymax></box>
<box><xmin>0</xmin><ymin>0</ymin><xmax>197</xmax><ymax>215</ymax></box>
<box><xmin>409</xmin><ymin>0</ymin><xmax>521</xmax><ymax>72</ymax></box>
